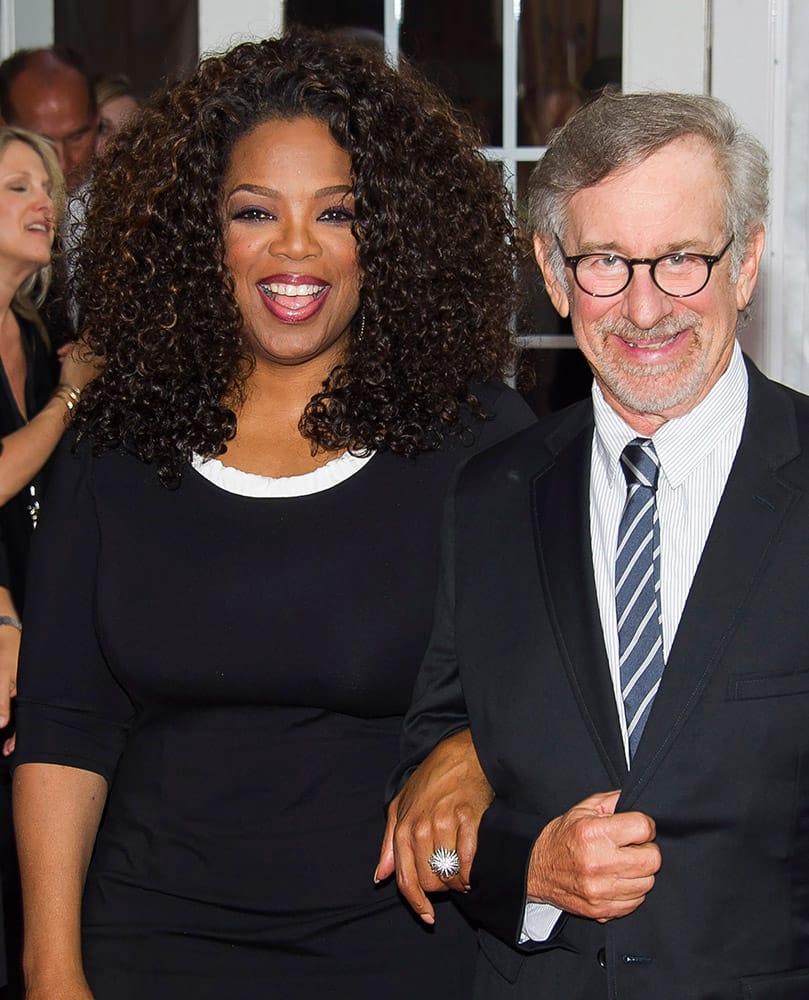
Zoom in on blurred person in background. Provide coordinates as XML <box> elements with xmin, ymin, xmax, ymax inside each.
<box><xmin>94</xmin><ymin>75</ymin><xmax>139</xmax><ymax>157</ymax></box>
<box><xmin>0</xmin><ymin>47</ymin><xmax>99</xmax><ymax>350</ymax></box>
<box><xmin>0</xmin><ymin>48</ymin><xmax>97</xmax><ymax>198</ymax></box>
<box><xmin>0</xmin><ymin>124</ymin><xmax>97</xmax><ymax>999</ymax></box>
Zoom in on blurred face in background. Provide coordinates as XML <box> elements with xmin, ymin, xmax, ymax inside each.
<box><xmin>0</xmin><ymin>139</ymin><xmax>55</xmax><ymax>286</ymax></box>
<box><xmin>6</xmin><ymin>55</ymin><xmax>97</xmax><ymax>194</ymax></box>
<box><xmin>96</xmin><ymin>94</ymin><xmax>139</xmax><ymax>156</ymax></box>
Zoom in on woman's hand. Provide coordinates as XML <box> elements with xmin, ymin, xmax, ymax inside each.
<box><xmin>58</xmin><ymin>340</ymin><xmax>101</xmax><ymax>393</ymax></box>
<box><xmin>375</xmin><ymin>728</ymin><xmax>493</xmax><ymax>924</ymax></box>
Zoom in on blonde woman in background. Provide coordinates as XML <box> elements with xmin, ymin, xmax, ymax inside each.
<box><xmin>0</xmin><ymin>126</ymin><xmax>98</xmax><ymax>728</ymax></box>
<box><xmin>94</xmin><ymin>75</ymin><xmax>139</xmax><ymax>157</ymax></box>
<box><xmin>0</xmin><ymin>123</ymin><xmax>97</xmax><ymax>998</ymax></box>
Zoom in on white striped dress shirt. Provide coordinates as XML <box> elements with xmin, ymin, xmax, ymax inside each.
<box><xmin>522</xmin><ymin>340</ymin><xmax>748</xmax><ymax>942</ymax></box>
<box><xmin>590</xmin><ymin>340</ymin><xmax>748</xmax><ymax>763</ymax></box>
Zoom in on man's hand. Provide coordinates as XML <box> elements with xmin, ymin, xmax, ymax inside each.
<box><xmin>375</xmin><ymin>729</ymin><xmax>492</xmax><ymax>924</ymax></box>
<box><xmin>528</xmin><ymin>790</ymin><xmax>660</xmax><ymax>921</ymax></box>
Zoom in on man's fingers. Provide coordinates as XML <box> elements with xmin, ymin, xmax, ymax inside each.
<box><xmin>581</xmin><ymin>788</ymin><xmax>622</xmax><ymax>815</ymax></box>
<box><xmin>613</xmin><ymin>810</ymin><xmax>657</xmax><ymax>846</ymax></box>
<box><xmin>575</xmin><ymin>807</ymin><xmax>657</xmax><ymax>853</ymax></box>
<box><xmin>527</xmin><ymin>793</ymin><xmax>660</xmax><ymax>918</ymax></box>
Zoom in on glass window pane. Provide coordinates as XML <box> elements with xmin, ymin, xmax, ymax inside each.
<box><xmin>400</xmin><ymin>0</ymin><xmax>503</xmax><ymax>145</ymax></box>
<box><xmin>515</xmin><ymin>158</ymin><xmax>590</xmax><ymax>417</ymax></box>
<box><xmin>285</xmin><ymin>0</ymin><xmax>383</xmax><ymax>37</ymax></box>
<box><xmin>55</xmin><ymin>0</ymin><xmax>198</xmax><ymax>97</ymax></box>
<box><xmin>518</xmin><ymin>0</ymin><xmax>622</xmax><ymax>146</ymax></box>
<box><xmin>515</xmin><ymin>158</ymin><xmax>575</xmax><ymax>339</ymax></box>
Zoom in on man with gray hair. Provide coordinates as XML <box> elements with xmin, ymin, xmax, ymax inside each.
<box><xmin>385</xmin><ymin>91</ymin><xmax>809</xmax><ymax>998</ymax></box>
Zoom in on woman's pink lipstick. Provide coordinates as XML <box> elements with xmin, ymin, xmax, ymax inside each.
<box><xmin>257</xmin><ymin>274</ymin><xmax>330</xmax><ymax>323</ymax></box>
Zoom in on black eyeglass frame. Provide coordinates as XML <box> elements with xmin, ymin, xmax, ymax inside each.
<box><xmin>556</xmin><ymin>235</ymin><xmax>735</xmax><ymax>299</ymax></box>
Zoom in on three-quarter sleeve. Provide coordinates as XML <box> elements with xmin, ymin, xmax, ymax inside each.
<box><xmin>13</xmin><ymin>439</ymin><xmax>134</xmax><ymax>784</ymax></box>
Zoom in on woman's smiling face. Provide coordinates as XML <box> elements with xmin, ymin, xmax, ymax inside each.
<box><xmin>222</xmin><ymin>116</ymin><xmax>361</xmax><ymax>378</ymax></box>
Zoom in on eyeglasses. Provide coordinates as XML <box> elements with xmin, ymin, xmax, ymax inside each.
<box><xmin>556</xmin><ymin>235</ymin><xmax>734</xmax><ymax>298</ymax></box>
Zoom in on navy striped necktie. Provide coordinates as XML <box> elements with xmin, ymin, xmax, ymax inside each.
<box><xmin>616</xmin><ymin>438</ymin><xmax>665</xmax><ymax>761</ymax></box>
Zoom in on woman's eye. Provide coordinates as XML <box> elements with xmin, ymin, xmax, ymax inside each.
<box><xmin>319</xmin><ymin>206</ymin><xmax>355</xmax><ymax>223</ymax></box>
<box><xmin>232</xmin><ymin>207</ymin><xmax>272</xmax><ymax>221</ymax></box>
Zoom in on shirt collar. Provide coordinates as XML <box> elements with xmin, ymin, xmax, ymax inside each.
<box><xmin>593</xmin><ymin>340</ymin><xmax>748</xmax><ymax>488</ymax></box>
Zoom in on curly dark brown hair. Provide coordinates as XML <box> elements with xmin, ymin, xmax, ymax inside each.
<box><xmin>73</xmin><ymin>27</ymin><xmax>522</xmax><ymax>483</ymax></box>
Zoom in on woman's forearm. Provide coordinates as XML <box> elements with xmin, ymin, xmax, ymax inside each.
<box><xmin>0</xmin><ymin>393</ymin><xmax>74</xmax><ymax>506</ymax></box>
<box><xmin>13</xmin><ymin>762</ymin><xmax>107</xmax><ymax>992</ymax></box>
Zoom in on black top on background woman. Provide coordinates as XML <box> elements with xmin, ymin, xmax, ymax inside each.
<box><xmin>12</xmin><ymin>29</ymin><xmax>534</xmax><ymax>999</ymax></box>
<box><xmin>0</xmin><ymin>125</ymin><xmax>97</xmax><ymax>730</ymax></box>
<box><xmin>0</xmin><ymin>126</ymin><xmax>95</xmax><ymax>614</ymax></box>
<box><xmin>0</xmin><ymin>125</ymin><xmax>97</xmax><ymax>998</ymax></box>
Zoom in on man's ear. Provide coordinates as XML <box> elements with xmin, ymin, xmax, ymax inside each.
<box><xmin>533</xmin><ymin>233</ymin><xmax>570</xmax><ymax>318</ymax></box>
<box><xmin>735</xmin><ymin>225</ymin><xmax>766</xmax><ymax>311</ymax></box>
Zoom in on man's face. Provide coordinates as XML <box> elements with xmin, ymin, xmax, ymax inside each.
<box><xmin>8</xmin><ymin>64</ymin><xmax>97</xmax><ymax>194</ymax></box>
<box><xmin>535</xmin><ymin>136</ymin><xmax>765</xmax><ymax>434</ymax></box>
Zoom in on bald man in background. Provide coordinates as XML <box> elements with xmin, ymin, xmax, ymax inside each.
<box><xmin>0</xmin><ymin>47</ymin><xmax>97</xmax><ymax>194</ymax></box>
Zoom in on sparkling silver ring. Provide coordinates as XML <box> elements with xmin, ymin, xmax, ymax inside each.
<box><xmin>428</xmin><ymin>847</ymin><xmax>461</xmax><ymax>878</ymax></box>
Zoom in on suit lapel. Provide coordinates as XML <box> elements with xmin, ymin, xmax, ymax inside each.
<box><xmin>622</xmin><ymin>360</ymin><xmax>803</xmax><ymax>796</ymax></box>
<box><xmin>531</xmin><ymin>408</ymin><xmax>628</xmax><ymax>786</ymax></box>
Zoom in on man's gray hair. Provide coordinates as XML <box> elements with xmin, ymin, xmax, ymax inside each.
<box><xmin>529</xmin><ymin>90</ymin><xmax>769</xmax><ymax>284</ymax></box>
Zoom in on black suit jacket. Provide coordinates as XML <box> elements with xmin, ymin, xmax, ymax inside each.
<box><xmin>398</xmin><ymin>358</ymin><xmax>809</xmax><ymax>1000</ymax></box>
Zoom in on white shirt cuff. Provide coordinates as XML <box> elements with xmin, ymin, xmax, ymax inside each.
<box><xmin>519</xmin><ymin>901</ymin><xmax>564</xmax><ymax>943</ymax></box>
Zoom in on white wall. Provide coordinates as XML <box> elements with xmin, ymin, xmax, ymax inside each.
<box><xmin>623</xmin><ymin>0</ymin><xmax>805</xmax><ymax>388</ymax></box>
<box><xmin>623</xmin><ymin>0</ymin><xmax>708</xmax><ymax>93</ymax></box>
<box><xmin>711</xmin><ymin>0</ymin><xmax>808</xmax><ymax>391</ymax></box>
<box><xmin>198</xmin><ymin>0</ymin><xmax>283</xmax><ymax>56</ymax></box>
<box><xmin>780</xmin><ymin>1</ymin><xmax>809</xmax><ymax>393</ymax></box>
<box><xmin>711</xmin><ymin>0</ymin><xmax>778</xmax><ymax>380</ymax></box>
<box><xmin>0</xmin><ymin>0</ymin><xmax>53</xmax><ymax>58</ymax></box>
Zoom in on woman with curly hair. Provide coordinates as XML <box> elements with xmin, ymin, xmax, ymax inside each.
<box><xmin>11</xmin><ymin>28</ymin><xmax>534</xmax><ymax>999</ymax></box>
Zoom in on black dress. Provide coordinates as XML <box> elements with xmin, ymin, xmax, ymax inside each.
<box><xmin>0</xmin><ymin>311</ymin><xmax>56</xmax><ymax>999</ymax></box>
<box><xmin>0</xmin><ymin>311</ymin><xmax>57</xmax><ymax>606</ymax></box>
<box><xmin>14</xmin><ymin>382</ymin><xmax>534</xmax><ymax>999</ymax></box>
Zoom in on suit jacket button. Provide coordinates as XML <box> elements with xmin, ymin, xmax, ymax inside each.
<box><xmin>597</xmin><ymin>947</ymin><xmax>607</xmax><ymax>969</ymax></box>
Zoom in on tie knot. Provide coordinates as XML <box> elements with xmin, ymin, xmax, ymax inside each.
<box><xmin>620</xmin><ymin>438</ymin><xmax>660</xmax><ymax>490</ymax></box>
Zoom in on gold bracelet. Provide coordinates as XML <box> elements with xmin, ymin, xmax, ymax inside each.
<box><xmin>52</xmin><ymin>383</ymin><xmax>82</xmax><ymax>414</ymax></box>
